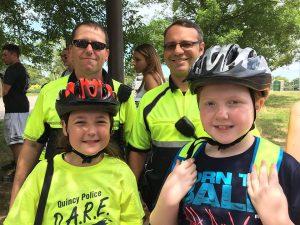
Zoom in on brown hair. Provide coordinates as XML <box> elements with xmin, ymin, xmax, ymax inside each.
<box><xmin>71</xmin><ymin>21</ymin><xmax>109</xmax><ymax>48</ymax></box>
<box><xmin>134</xmin><ymin>43</ymin><xmax>165</xmax><ymax>90</ymax></box>
<box><xmin>164</xmin><ymin>18</ymin><xmax>204</xmax><ymax>43</ymax></box>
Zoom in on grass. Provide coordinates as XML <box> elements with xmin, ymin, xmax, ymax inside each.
<box><xmin>256</xmin><ymin>91</ymin><xmax>300</xmax><ymax>148</ymax></box>
<box><xmin>0</xmin><ymin>91</ymin><xmax>299</xmax><ymax>166</ymax></box>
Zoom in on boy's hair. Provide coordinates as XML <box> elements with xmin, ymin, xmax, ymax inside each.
<box><xmin>71</xmin><ymin>21</ymin><xmax>109</xmax><ymax>48</ymax></box>
<box><xmin>164</xmin><ymin>19</ymin><xmax>204</xmax><ymax>43</ymax></box>
<box><xmin>2</xmin><ymin>44</ymin><xmax>21</xmax><ymax>57</ymax></box>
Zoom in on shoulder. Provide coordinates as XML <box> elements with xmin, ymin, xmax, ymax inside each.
<box><xmin>40</xmin><ymin>76</ymin><xmax>69</xmax><ymax>93</ymax></box>
<box><xmin>280</xmin><ymin>152</ymin><xmax>300</xmax><ymax>173</ymax></box>
<box><xmin>112</xmin><ymin>79</ymin><xmax>121</xmax><ymax>90</ymax></box>
<box><xmin>140</xmin><ymin>82</ymin><xmax>170</xmax><ymax>102</ymax></box>
<box><xmin>103</xmin><ymin>155</ymin><xmax>135</xmax><ymax>175</ymax></box>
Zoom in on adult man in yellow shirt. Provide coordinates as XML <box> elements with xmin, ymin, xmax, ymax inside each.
<box><xmin>10</xmin><ymin>21</ymin><xmax>136</xmax><ymax>207</ymax></box>
<box><xmin>128</xmin><ymin>19</ymin><xmax>206</xmax><ymax>211</ymax></box>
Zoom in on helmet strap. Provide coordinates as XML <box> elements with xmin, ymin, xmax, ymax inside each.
<box><xmin>70</xmin><ymin>147</ymin><xmax>103</xmax><ymax>164</ymax></box>
<box><xmin>202</xmin><ymin>89</ymin><xmax>256</xmax><ymax>150</ymax></box>
<box><xmin>65</xmin><ymin>128</ymin><xmax>103</xmax><ymax>164</ymax></box>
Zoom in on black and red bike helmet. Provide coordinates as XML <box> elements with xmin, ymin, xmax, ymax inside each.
<box><xmin>56</xmin><ymin>78</ymin><xmax>119</xmax><ymax>118</ymax></box>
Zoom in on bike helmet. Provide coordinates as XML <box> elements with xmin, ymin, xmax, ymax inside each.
<box><xmin>56</xmin><ymin>78</ymin><xmax>119</xmax><ymax>118</ymax></box>
<box><xmin>187</xmin><ymin>44</ymin><xmax>272</xmax><ymax>96</ymax></box>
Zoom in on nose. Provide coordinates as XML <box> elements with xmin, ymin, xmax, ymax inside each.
<box><xmin>85</xmin><ymin>43</ymin><xmax>94</xmax><ymax>54</ymax></box>
<box><xmin>86</xmin><ymin>124</ymin><xmax>96</xmax><ymax>136</ymax></box>
<box><xmin>173</xmin><ymin>43</ymin><xmax>184</xmax><ymax>54</ymax></box>
<box><xmin>215</xmin><ymin>105</ymin><xmax>229</xmax><ymax>119</ymax></box>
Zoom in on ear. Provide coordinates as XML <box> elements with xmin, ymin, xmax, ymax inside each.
<box><xmin>255</xmin><ymin>97</ymin><xmax>265</xmax><ymax>113</ymax></box>
<box><xmin>198</xmin><ymin>41</ymin><xmax>205</xmax><ymax>56</ymax></box>
<box><xmin>61</xmin><ymin>120</ymin><xmax>68</xmax><ymax>136</ymax></box>
<box><xmin>104</xmin><ymin>49</ymin><xmax>110</xmax><ymax>62</ymax></box>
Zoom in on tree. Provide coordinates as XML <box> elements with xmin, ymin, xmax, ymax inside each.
<box><xmin>0</xmin><ymin>0</ymin><xmax>145</xmax><ymax>83</ymax></box>
<box><xmin>138</xmin><ymin>0</ymin><xmax>300</xmax><ymax>69</ymax></box>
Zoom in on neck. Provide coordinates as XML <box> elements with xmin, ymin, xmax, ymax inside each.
<box><xmin>10</xmin><ymin>58</ymin><xmax>20</xmax><ymax>65</ymax></box>
<box><xmin>171</xmin><ymin>75</ymin><xmax>189</xmax><ymax>92</ymax></box>
<box><xmin>64</xmin><ymin>152</ymin><xmax>103</xmax><ymax>167</ymax></box>
<box><xmin>205</xmin><ymin>134</ymin><xmax>255</xmax><ymax>158</ymax></box>
<box><xmin>75</xmin><ymin>71</ymin><xmax>103</xmax><ymax>81</ymax></box>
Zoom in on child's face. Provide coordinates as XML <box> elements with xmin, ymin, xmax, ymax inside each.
<box><xmin>198</xmin><ymin>83</ymin><xmax>256</xmax><ymax>144</ymax></box>
<box><xmin>62</xmin><ymin>110</ymin><xmax>111</xmax><ymax>156</ymax></box>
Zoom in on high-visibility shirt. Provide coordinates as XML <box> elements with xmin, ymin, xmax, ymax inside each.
<box><xmin>24</xmin><ymin>71</ymin><xmax>136</xmax><ymax>159</ymax></box>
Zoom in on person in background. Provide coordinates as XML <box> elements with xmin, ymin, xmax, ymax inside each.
<box><xmin>60</xmin><ymin>46</ymin><xmax>73</xmax><ymax>77</ymax></box>
<box><xmin>132</xmin><ymin>43</ymin><xmax>165</xmax><ymax>103</ymax></box>
<box><xmin>150</xmin><ymin>44</ymin><xmax>300</xmax><ymax>225</ymax></box>
<box><xmin>286</xmin><ymin>100</ymin><xmax>300</xmax><ymax>162</ymax></box>
<box><xmin>4</xmin><ymin>79</ymin><xmax>144</xmax><ymax>225</ymax></box>
<box><xmin>1</xmin><ymin>44</ymin><xmax>29</xmax><ymax>182</ymax></box>
<box><xmin>128</xmin><ymin>19</ymin><xmax>206</xmax><ymax>211</ymax></box>
<box><xmin>10</xmin><ymin>20</ymin><xmax>136</xmax><ymax>207</ymax></box>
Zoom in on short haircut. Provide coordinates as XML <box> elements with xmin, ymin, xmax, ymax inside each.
<box><xmin>71</xmin><ymin>21</ymin><xmax>109</xmax><ymax>48</ymax></box>
<box><xmin>2</xmin><ymin>44</ymin><xmax>21</xmax><ymax>57</ymax></box>
<box><xmin>164</xmin><ymin>19</ymin><xmax>204</xmax><ymax>43</ymax></box>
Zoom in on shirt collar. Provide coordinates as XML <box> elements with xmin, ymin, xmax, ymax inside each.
<box><xmin>169</xmin><ymin>75</ymin><xmax>179</xmax><ymax>92</ymax></box>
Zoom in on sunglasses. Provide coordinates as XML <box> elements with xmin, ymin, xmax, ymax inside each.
<box><xmin>164</xmin><ymin>40</ymin><xmax>201</xmax><ymax>51</ymax></box>
<box><xmin>72</xmin><ymin>39</ymin><xmax>107</xmax><ymax>51</ymax></box>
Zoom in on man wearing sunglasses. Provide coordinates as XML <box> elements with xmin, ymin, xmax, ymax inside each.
<box><xmin>128</xmin><ymin>19</ymin><xmax>207</xmax><ymax>211</ymax></box>
<box><xmin>10</xmin><ymin>21</ymin><xmax>136</xmax><ymax>207</ymax></box>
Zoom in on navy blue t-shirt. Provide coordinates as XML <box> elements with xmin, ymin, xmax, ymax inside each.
<box><xmin>3</xmin><ymin>62</ymin><xmax>29</xmax><ymax>113</ymax></box>
<box><xmin>178</xmin><ymin>138</ymin><xmax>300</xmax><ymax>225</ymax></box>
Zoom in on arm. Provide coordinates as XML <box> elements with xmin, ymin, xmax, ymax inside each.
<box><xmin>10</xmin><ymin>139</ymin><xmax>43</xmax><ymax>208</ymax></box>
<box><xmin>150</xmin><ymin>159</ymin><xmax>197</xmax><ymax>225</ymax></box>
<box><xmin>286</xmin><ymin>101</ymin><xmax>300</xmax><ymax>162</ymax></box>
<box><xmin>2</xmin><ymin>83</ymin><xmax>12</xmax><ymax>96</ymax></box>
<box><xmin>128</xmin><ymin>151</ymin><xmax>148</xmax><ymax>180</ymax></box>
<box><xmin>247</xmin><ymin>161</ymin><xmax>294</xmax><ymax>225</ymax></box>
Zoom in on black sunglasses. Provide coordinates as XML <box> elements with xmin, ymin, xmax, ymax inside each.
<box><xmin>164</xmin><ymin>40</ymin><xmax>201</xmax><ymax>51</ymax></box>
<box><xmin>72</xmin><ymin>39</ymin><xmax>107</xmax><ymax>51</ymax></box>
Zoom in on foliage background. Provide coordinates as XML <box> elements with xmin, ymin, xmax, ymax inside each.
<box><xmin>0</xmin><ymin>0</ymin><xmax>299</xmax><ymax>89</ymax></box>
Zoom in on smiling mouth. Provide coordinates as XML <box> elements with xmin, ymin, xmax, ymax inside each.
<box><xmin>82</xmin><ymin>140</ymin><xmax>99</xmax><ymax>143</ymax></box>
<box><xmin>214</xmin><ymin>125</ymin><xmax>234</xmax><ymax>129</ymax></box>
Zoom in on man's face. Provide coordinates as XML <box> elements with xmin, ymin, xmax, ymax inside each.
<box><xmin>1</xmin><ymin>50</ymin><xmax>14</xmax><ymax>65</ymax></box>
<box><xmin>70</xmin><ymin>25</ymin><xmax>109</xmax><ymax>79</ymax></box>
<box><xmin>164</xmin><ymin>25</ymin><xmax>204</xmax><ymax>78</ymax></box>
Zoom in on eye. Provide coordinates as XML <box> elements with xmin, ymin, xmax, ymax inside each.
<box><xmin>180</xmin><ymin>41</ymin><xmax>193</xmax><ymax>48</ymax></box>
<box><xmin>75</xmin><ymin>120</ymin><xmax>85</xmax><ymax>125</ymax></box>
<box><xmin>205</xmin><ymin>101</ymin><xmax>215</xmax><ymax>107</ymax></box>
<box><xmin>164</xmin><ymin>42</ymin><xmax>176</xmax><ymax>50</ymax></box>
<box><xmin>228</xmin><ymin>100</ymin><xmax>240</xmax><ymax>105</ymax></box>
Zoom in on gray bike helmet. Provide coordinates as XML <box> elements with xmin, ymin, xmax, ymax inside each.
<box><xmin>187</xmin><ymin>44</ymin><xmax>272</xmax><ymax>95</ymax></box>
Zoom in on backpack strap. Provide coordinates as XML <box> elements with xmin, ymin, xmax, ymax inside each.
<box><xmin>250</xmin><ymin>137</ymin><xmax>283</xmax><ymax>174</ymax></box>
<box><xmin>171</xmin><ymin>139</ymin><xmax>206</xmax><ymax>171</ymax></box>
<box><xmin>34</xmin><ymin>157</ymin><xmax>54</xmax><ymax>225</ymax></box>
<box><xmin>117</xmin><ymin>84</ymin><xmax>132</xmax><ymax>103</ymax></box>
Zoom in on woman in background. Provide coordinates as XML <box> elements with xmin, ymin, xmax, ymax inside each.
<box><xmin>286</xmin><ymin>100</ymin><xmax>300</xmax><ymax>162</ymax></box>
<box><xmin>132</xmin><ymin>43</ymin><xmax>165</xmax><ymax>103</ymax></box>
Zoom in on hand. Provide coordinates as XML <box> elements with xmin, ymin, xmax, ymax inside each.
<box><xmin>160</xmin><ymin>158</ymin><xmax>197</xmax><ymax>206</ymax></box>
<box><xmin>247</xmin><ymin>161</ymin><xmax>293</xmax><ymax>225</ymax></box>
